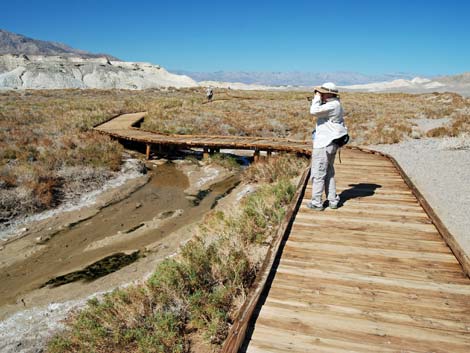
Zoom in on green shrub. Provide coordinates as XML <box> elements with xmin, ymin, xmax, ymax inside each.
<box><xmin>208</xmin><ymin>153</ymin><xmax>241</xmax><ymax>170</ymax></box>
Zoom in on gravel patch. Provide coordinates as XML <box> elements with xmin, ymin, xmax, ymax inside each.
<box><xmin>0</xmin><ymin>298</ymin><xmax>86</xmax><ymax>353</ymax></box>
<box><xmin>411</xmin><ymin>117</ymin><xmax>451</xmax><ymax>133</ymax></box>
<box><xmin>370</xmin><ymin>137</ymin><xmax>470</xmax><ymax>257</ymax></box>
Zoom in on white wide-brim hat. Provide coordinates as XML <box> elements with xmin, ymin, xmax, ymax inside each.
<box><xmin>314</xmin><ymin>82</ymin><xmax>339</xmax><ymax>95</ymax></box>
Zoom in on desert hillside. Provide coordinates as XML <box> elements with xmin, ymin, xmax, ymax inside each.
<box><xmin>0</xmin><ymin>29</ymin><xmax>117</xmax><ymax>59</ymax></box>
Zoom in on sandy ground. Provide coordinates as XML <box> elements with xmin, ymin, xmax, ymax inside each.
<box><xmin>370</xmin><ymin>135</ymin><xmax>470</xmax><ymax>257</ymax></box>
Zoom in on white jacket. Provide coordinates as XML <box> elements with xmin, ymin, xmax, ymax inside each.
<box><xmin>310</xmin><ymin>95</ymin><xmax>348</xmax><ymax>149</ymax></box>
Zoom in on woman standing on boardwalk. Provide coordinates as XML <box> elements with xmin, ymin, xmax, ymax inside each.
<box><xmin>308</xmin><ymin>82</ymin><xmax>348</xmax><ymax>210</ymax></box>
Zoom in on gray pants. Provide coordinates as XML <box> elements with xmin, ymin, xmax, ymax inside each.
<box><xmin>311</xmin><ymin>143</ymin><xmax>340</xmax><ymax>207</ymax></box>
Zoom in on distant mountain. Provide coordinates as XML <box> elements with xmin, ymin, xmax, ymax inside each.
<box><xmin>0</xmin><ymin>29</ymin><xmax>119</xmax><ymax>60</ymax></box>
<box><xmin>435</xmin><ymin>72</ymin><xmax>470</xmax><ymax>85</ymax></box>
<box><xmin>173</xmin><ymin>70</ymin><xmax>419</xmax><ymax>86</ymax></box>
<box><xmin>341</xmin><ymin>77</ymin><xmax>445</xmax><ymax>92</ymax></box>
<box><xmin>340</xmin><ymin>74</ymin><xmax>470</xmax><ymax>96</ymax></box>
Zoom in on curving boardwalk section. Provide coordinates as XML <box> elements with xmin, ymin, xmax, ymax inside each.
<box><xmin>95</xmin><ymin>113</ymin><xmax>470</xmax><ymax>352</ymax></box>
<box><xmin>94</xmin><ymin>112</ymin><xmax>311</xmax><ymax>155</ymax></box>
<box><xmin>244</xmin><ymin>148</ymin><xmax>470</xmax><ymax>353</ymax></box>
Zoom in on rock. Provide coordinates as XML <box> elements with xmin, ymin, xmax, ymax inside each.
<box><xmin>135</xmin><ymin>202</ymin><xmax>142</xmax><ymax>209</ymax></box>
<box><xmin>122</xmin><ymin>159</ymin><xmax>147</xmax><ymax>174</ymax></box>
<box><xmin>153</xmin><ymin>159</ymin><xmax>168</xmax><ymax>166</ymax></box>
<box><xmin>35</xmin><ymin>236</ymin><xmax>43</xmax><ymax>243</ymax></box>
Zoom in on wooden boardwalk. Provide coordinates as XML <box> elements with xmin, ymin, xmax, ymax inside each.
<box><xmin>94</xmin><ymin>112</ymin><xmax>311</xmax><ymax>156</ymax></box>
<box><xmin>243</xmin><ymin>148</ymin><xmax>470</xmax><ymax>353</ymax></box>
<box><xmin>95</xmin><ymin>113</ymin><xmax>470</xmax><ymax>352</ymax></box>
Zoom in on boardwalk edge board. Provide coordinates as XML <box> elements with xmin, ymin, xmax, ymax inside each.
<box><xmin>221</xmin><ymin>167</ymin><xmax>310</xmax><ymax>353</ymax></box>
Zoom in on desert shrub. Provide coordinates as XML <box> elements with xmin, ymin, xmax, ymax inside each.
<box><xmin>451</xmin><ymin>114</ymin><xmax>470</xmax><ymax>134</ymax></box>
<box><xmin>426</xmin><ymin>114</ymin><xmax>470</xmax><ymax>138</ymax></box>
<box><xmin>427</xmin><ymin>126</ymin><xmax>452</xmax><ymax>138</ymax></box>
<box><xmin>0</xmin><ymin>91</ymin><xmax>128</xmax><ymax>225</ymax></box>
<box><xmin>236</xmin><ymin>179</ymin><xmax>296</xmax><ymax>244</ymax></box>
<box><xmin>244</xmin><ymin>153</ymin><xmax>308</xmax><ymax>183</ymax></box>
<box><xmin>208</xmin><ymin>153</ymin><xmax>241</xmax><ymax>171</ymax></box>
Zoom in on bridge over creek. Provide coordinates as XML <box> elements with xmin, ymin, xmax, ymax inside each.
<box><xmin>95</xmin><ymin>112</ymin><xmax>470</xmax><ymax>353</ymax></box>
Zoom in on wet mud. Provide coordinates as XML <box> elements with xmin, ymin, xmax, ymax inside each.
<box><xmin>0</xmin><ymin>161</ymin><xmax>240</xmax><ymax>311</ymax></box>
<box><xmin>42</xmin><ymin>251</ymin><xmax>141</xmax><ymax>288</ymax></box>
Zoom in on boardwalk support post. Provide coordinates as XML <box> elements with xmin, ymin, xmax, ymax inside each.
<box><xmin>203</xmin><ymin>147</ymin><xmax>209</xmax><ymax>160</ymax></box>
<box><xmin>253</xmin><ymin>149</ymin><xmax>260</xmax><ymax>163</ymax></box>
<box><xmin>146</xmin><ymin>144</ymin><xmax>151</xmax><ymax>160</ymax></box>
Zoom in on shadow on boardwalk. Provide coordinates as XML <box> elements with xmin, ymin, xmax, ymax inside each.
<box><xmin>339</xmin><ymin>183</ymin><xmax>382</xmax><ymax>207</ymax></box>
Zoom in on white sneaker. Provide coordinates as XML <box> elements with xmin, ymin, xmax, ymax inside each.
<box><xmin>307</xmin><ymin>201</ymin><xmax>324</xmax><ymax>211</ymax></box>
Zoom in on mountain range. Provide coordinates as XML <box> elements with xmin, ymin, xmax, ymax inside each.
<box><xmin>174</xmin><ymin>70</ymin><xmax>419</xmax><ymax>87</ymax></box>
<box><xmin>0</xmin><ymin>29</ymin><xmax>119</xmax><ymax>60</ymax></box>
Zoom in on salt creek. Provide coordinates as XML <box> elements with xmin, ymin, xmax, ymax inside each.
<box><xmin>0</xmin><ymin>160</ymin><xmax>240</xmax><ymax>321</ymax></box>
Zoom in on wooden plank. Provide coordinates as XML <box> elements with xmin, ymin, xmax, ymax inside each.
<box><xmin>270</xmin><ymin>272</ymin><xmax>470</xmax><ymax>312</ymax></box>
<box><xmin>288</xmin><ymin>230</ymin><xmax>450</xmax><ymax>253</ymax></box>
<box><xmin>282</xmin><ymin>254</ymin><xmax>464</xmax><ymax>280</ymax></box>
<box><xmin>292</xmin><ymin>221</ymin><xmax>442</xmax><ymax>241</ymax></box>
<box><xmin>300</xmin><ymin>201</ymin><xmax>428</xmax><ymax>218</ymax></box>
<box><xmin>276</xmin><ymin>266</ymin><xmax>470</xmax><ymax>295</ymax></box>
<box><xmin>279</xmin><ymin>256</ymin><xmax>469</xmax><ymax>284</ymax></box>
<box><xmin>283</xmin><ymin>242</ymin><xmax>457</xmax><ymax>263</ymax></box>
<box><xmin>295</xmin><ymin>213</ymin><xmax>437</xmax><ymax>233</ymax></box>
<box><xmin>301</xmin><ymin>199</ymin><xmax>424</xmax><ymax>211</ymax></box>
<box><xmin>281</xmin><ymin>246</ymin><xmax>464</xmax><ymax>273</ymax></box>
<box><xmin>296</xmin><ymin>210</ymin><xmax>432</xmax><ymax>225</ymax></box>
<box><xmin>292</xmin><ymin>217</ymin><xmax>438</xmax><ymax>233</ymax></box>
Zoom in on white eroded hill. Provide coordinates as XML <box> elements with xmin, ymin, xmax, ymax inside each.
<box><xmin>0</xmin><ymin>54</ymin><xmax>197</xmax><ymax>90</ymax></box>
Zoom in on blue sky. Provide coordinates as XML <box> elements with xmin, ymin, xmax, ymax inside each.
<box><xmin>1</xmin><ymin>0</ymin><xmax>469</xmax><ymax>75</ymax></box>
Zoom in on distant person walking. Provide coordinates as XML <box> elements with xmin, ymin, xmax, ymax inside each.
<box><xmin>308</xmin><ymin>82</ymin><xmax>348</xmax><ymax>210</ymax></box>
<box><xmin>206</xmin><ymin>87</ymin><xmax>213</xmax><ymax>101</ymax></box>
